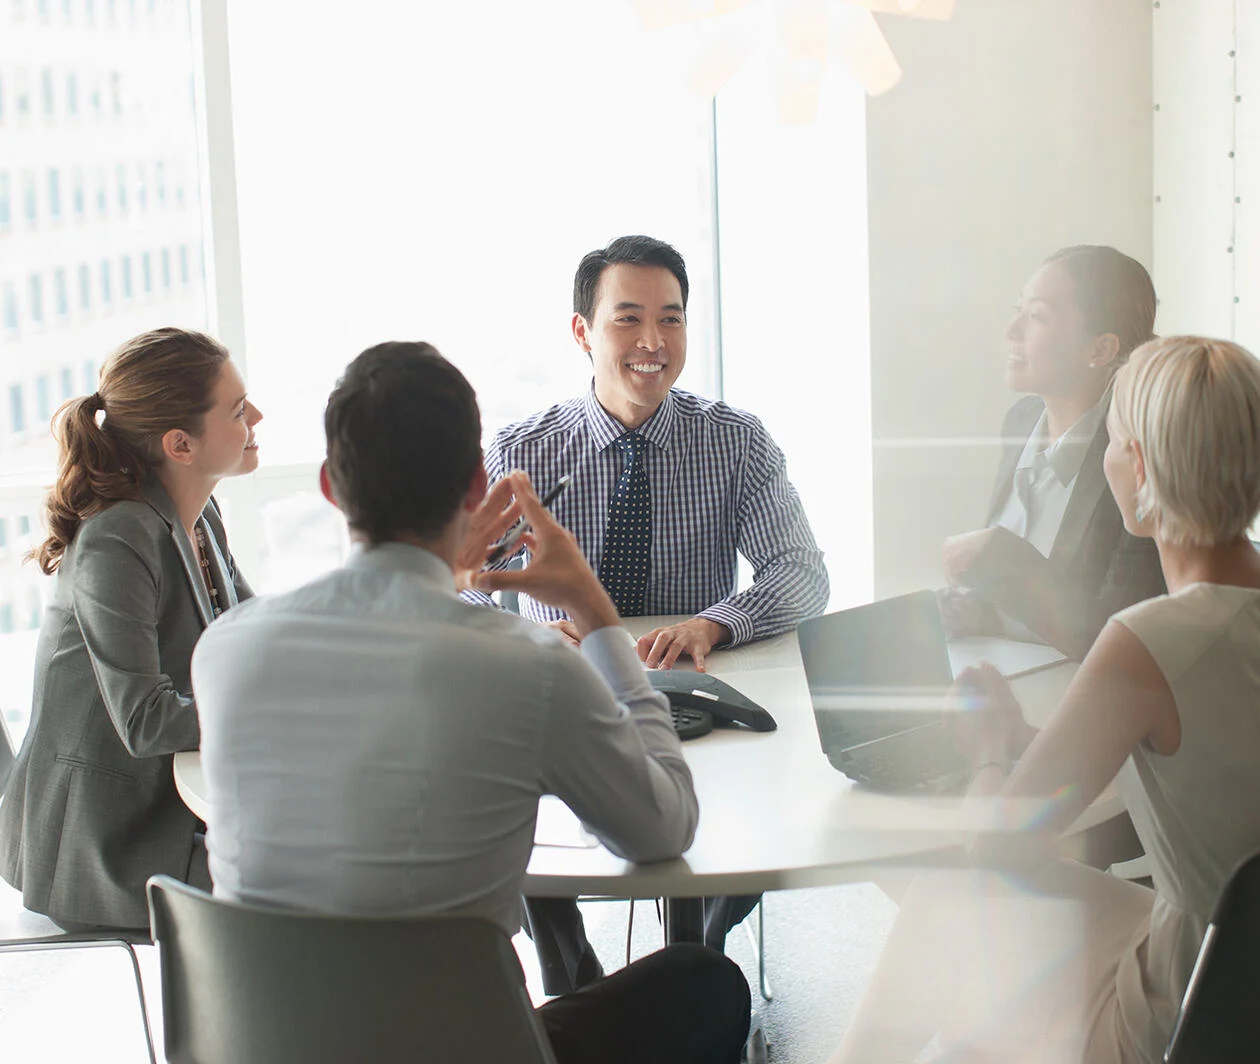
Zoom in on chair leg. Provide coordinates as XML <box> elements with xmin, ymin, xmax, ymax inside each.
<box><xmin>118</xmin><ymin>941</ymin><xmax>159</xmax><ymax>1064</ymax></box>
<box><xmin>742</xmin><ymin>897</ymin><xmax>773</xmax><ymax>1001</ymax></box>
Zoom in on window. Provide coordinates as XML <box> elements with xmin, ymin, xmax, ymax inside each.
<box><xmin>53</xmin><ymin>267</ymin><xmax>68</xmax><ymax>319</ymax></box>
<box><xmin>0</xmin><ymin>519</ymin><xmax>7</xmax><ymax>549</ymax></box>
<box><xmin>85</xmin><ymin>0</ymin><xmax>94</xmax><ymax>22</ymax></box>
<box><xmin>66</xmin><ymin>72</ymin><xmax>78</xmax><ymax>116</ymax></box>
<box><xmin>35</xmin><ymin>376</ymin><xmax>51</xmax><ymax>421</ymax></box>
<box><xmin>116</xmin><ymin>163</ymin><xmax>127</xmax><ymax>212</ymax></box>
<box><xmin>0</xmin><ymin>173</ymin><xmax>10</xmax><ymax>228</ymax></box>
<box><xmin>155</xmin><ymin>160</ymin><xmax>166</xmax><ymax>204</ymax></box>
<box><xmin>109</xmin><ymin>70</ymin><xmax>121</xmax><ymax>115</ymax></box>
<box><xmin>90</xmin><ymin>76</ymin><xmax>101</xmax><ymax>116</ymax></box>
<box><xmin>0</xmin><ymin>75</ymin><xmax>5</xmax><ymax>124</ymax></box>
<box><xmin>161</xmin><ymin>247</ymin><xmax>171</xmax><ymax>289</ymax></box>
<box><xmin>40</xmin><ymin>68</ymin><xmax>54</xmax><ymax>117</ymax></box>
<box><xmin>100</xmin><ymin>259</ymin><xmax>112</xmax><ymax>304</ymax></box>
<box><xmin>9</xmin><ymin>384</ymin><xmax>25</xmax><ymax>433</ymax></box>
<box><xmin>60</xmin><ymin>366</ymin><xmax>73</xmax><ymax>399</ymax></box>
<box><xmin>178</xmin><ymin>243</ymin><xmax>189</xmax><ymax>285</ymax></box>
<box><xmin>120</xmin><ymin>255</ymin><xmax>132</xmax><ymax>298</ymax></box>
<box><xmin>14</xmin><ymin>70</ymin><xmax>30</xmax><ymax>119</ymax></box>
<box><xmin>0</xmin><ymin>605</ymin><xmax>13</xmax><ymax>636</ymax></box>
<box><xmin>17</xmin><ymin>516</ymin><xmax>30</xmax><ymax>537</ymax></box>
<box><xmin>28</xmin><ymin>274</ymin><xmax>43</xmax><ymax>325</ymax></box>
<box><xmin>95</xmin><ymin>167</ymin><xmax>107</xmax><ymax>215</ymax></box>
<box><xmin>77</xmin><ymin>263</ymin><xmax>91</xmax><ymax>310</ymax></box>
<box><xmin>136</xmin><ymin>162</ymin><xmax>147</xmax><ymax>210</ymax></box>
<box><xmin>47</xmin><ymin>169</ymin><xmax>61</xmax><ymax>220</ymax></box>
<box><xmin>36</xmin><ymin>0</ymin><xmax>50</xmax><ymax>20</ymax></box>
<box><xmin>72</xmin><ymin>166</ymin><xmax>84</xmax><ymax>217</ymax></box>
<box><xmin>141</xmin><ymin>250</ymin><xmax>151</xmax><ymax>294</ymax></box>
<box><xmin>2</xmin><ymin>283</ymin><xmax>17</xmax><ymax>332</ymax></box>
<box><xmin>21</xmin><ymin>171</ymin><xmax>36</xmax><ymax>225</ymax></box>
<box><xmin>82</xmin><ymin>359</ymin><xmax>96</xmax><ymax>394</ymax></box>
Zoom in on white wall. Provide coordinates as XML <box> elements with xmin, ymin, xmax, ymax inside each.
<box><xmin>1152</xmin><ymin>0</ymin><xmax>1260</xmax><ymax>353</ymax></box>
<box><xmin>865</xmin><ymin>0</ymin><xmax>1154</xmax><ymax>598</ymax></box>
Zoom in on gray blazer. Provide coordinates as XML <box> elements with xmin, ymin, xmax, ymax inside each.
<box><xmin>0</xmin><ymin>478</ymin><xmax>250</xmax><ymax>928</ymax></box>
<box><xmin>964</xmin><ymin>396</ymin><xmax>1166</xmax><ymax>660</ymax></box>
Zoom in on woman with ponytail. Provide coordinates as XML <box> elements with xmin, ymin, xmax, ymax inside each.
<box><xmin>0</xmin><ymin>327</ymin><xmax>262</xmax><ymax>930</ymax></box>
<box><xmin>939</xmin><ymin>246</ymin><xmax>1168</xmax><ymax>661</ymax></box>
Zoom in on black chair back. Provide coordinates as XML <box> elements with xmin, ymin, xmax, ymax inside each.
<box><xmin>146</xmin><ymin>876</ymin><xmax>558</xmax><ymax>1064</ymax></box>
<box><xmin>1164</xmin><ymin>850</ymin><xmax>1260</xmax><ymax>1062</ymax></box>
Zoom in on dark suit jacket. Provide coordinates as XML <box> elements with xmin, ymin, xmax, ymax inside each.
<box><xmin>0</xmin><ymin>479</ymin><xmax>249</xmax><ymax>928</ymax></box>
<box><xmin>964</xmin><ymin>396</ymin><xmax>1166</xmax><ymax>661</ymax></box>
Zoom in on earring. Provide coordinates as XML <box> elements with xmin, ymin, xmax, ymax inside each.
<box><xmin>1135</xmin><ymin>501</ymin><xmax>1148</xmax><ymax>523</ymax></box>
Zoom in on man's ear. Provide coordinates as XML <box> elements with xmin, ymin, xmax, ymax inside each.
<box><xmin>318</xmin><ymin>462</ymin><xmax>341</xmax><ymax>510</ymax></box>
<box><xmin>463</xmin><ymin>459</ymin><xmax>489</xmax><ymax>512</ymax></box>
<box><xmin>571</xmin><ymin>312</ymin><xmax>592</xmax><ymax>354</ymax></box>
<box><xmin>161</xmin><ymin>428</ymin><xmax>195</xmax><ymax>466</ymax></box>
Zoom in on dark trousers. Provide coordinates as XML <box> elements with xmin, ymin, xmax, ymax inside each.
<box><xmin>522</xmin><ymin>893</ymin><xmax>761</xmax><ymax>995</ymax></box>
<box><xmin>537</xmin><ymin>943</ymin><xmax>751</xmax><ymax>1064</ymax></box>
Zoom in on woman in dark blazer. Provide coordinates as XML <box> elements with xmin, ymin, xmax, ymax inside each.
<box><xmin>0</xmin><ymin>327</ymin><xmax>261</xmax><ymax>930</ymax></box>
<box><xmin>941</xmin><ymin>246</ymin><xmax>1166</xmax><ymax>661</ymax></box>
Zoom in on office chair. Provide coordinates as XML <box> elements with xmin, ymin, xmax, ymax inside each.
<box><xmin>0</xmin><ymin>721</ymin><xmax>156</xmax><ymax>1063</ymax></box>
<box><xmin>146</xmin><ymin>876</ymin><xmax>559</xmax><ymax>1064</ymax></box>
<box><xmin>1163</xmin><ymin>849</ymin><xmax>1260</xmax><ymax>1063</ymax></box>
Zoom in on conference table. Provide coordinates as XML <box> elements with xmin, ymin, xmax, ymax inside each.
<box><xmin>173</xmin><ymin>615</ymin><xmax>1123</xmax><ymax>945</ymax></box>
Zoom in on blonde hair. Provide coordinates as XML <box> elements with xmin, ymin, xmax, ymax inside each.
<box><xmin>1110</xmin><ymin>336</ymin><xmax>1260</xmax><ymax>547</ymax></box>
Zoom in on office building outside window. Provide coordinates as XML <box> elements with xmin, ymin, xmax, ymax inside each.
<box><xmin>53</xmin><ymin>267</ymin><xmax>67</xmax><ymax>318</ymax></box>
<box><xmin>0</xmin><ymin>0</ymin><xmax>209</xmax><ymax>744</ymax></box>
<box><xmin>9</xmin><ymin>385</ymin><xmax>25</xmax><ymax>433</ymax></box>
<box><xmin>35</xmin><ymin>376</ymin><xmax>50</xmax><ymax>422</ymax></box>
<box><xmin>47</xmin><ymin>167</ymin><xmax>60</xmax><ymax>219</ymax></box>
<box><xmin>29</xmin><ymin>274</ymin><xmax>43</xmax><ymax>325</ymax></box>
<box><xmin>21</xmin><ymin>170</ymin><xmax>35</xmax><ymax>224</ymax></box>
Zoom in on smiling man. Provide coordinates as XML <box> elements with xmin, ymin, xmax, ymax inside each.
<box><xmin>470</xmin><ymin>234</ymin><xmax>828</xmax><ymax>670</ymax></box>
<box><xmin>466</xmin><ymin>235</ymin><xmax>828</xmax><ymax>991</ymax></box>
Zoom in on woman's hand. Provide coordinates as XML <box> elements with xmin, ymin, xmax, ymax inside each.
<box><xmin>948</xmin><ymin>663</ymin><xmax>1034</xmax><ymax>769</ymax></box>
<box><xmin>936</xmin><ymin>587</ymin><xmax>1000</xmax><ymax>639</ymax></box>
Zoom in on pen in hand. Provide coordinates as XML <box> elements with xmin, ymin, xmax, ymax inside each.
<box><xmin>484</xmin><ymin>475</ymin><xmax>572</xmax><ymax>567</ymax></box>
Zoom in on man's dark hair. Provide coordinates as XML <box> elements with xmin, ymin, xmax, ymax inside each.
<box><xmin>324</xmin><ymin>341</ymin><xmax>481</xmax><ymax>543</ymax></box>
<box><xmin>572</xmin><ymin>235</ymin><xmax>690</xmax><ymax>322</ymax></box>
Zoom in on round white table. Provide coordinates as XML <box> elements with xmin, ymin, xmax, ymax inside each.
<box><xmin>175</xmin><ymin>619</ymin><xmax>1119</xmax><ymax>917</ymax></box>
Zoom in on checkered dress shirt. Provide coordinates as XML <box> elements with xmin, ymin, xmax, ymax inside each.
<box><xmin>464</xmin><ymin>386</ymin><xmax>829</xmax><ymax>647</ymax></box>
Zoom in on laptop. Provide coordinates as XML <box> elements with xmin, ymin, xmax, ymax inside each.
<box><xmin>798</xmin><ymin>590</ymin><xmax>971</xmax><ymax>794</ymax></box>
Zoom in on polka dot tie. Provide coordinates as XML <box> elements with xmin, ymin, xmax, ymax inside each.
<box><xmin>599</xmin><ymin>432</ymin><xmax>651</xmax><ymax>617</ymax></box>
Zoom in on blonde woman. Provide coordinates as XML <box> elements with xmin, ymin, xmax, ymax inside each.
<box><xmin>831</xmin><ymin>336</ymin><xmax>1260</xmax><ymax>1064</ymax></box>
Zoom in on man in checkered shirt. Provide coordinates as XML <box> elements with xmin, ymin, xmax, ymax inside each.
<box><xmin>465</xmin><ymin>234</ymin><xmax>829</xmax><ymax>994</ymax></box>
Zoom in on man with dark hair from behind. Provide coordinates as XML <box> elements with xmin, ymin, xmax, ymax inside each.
<box><xmin>192</xmin><ymin>342</ymin><xmax>751</xmax><ymax>1064</ymax></box>
<box><xmin>466</xmin><ymin>234</ymin><xmax>830</xmax><ymax>989</ymax></box>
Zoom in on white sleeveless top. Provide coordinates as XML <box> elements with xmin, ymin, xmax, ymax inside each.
<box><xmin>1110</xmin><ymin>583</ymin><xmax>1260</xmax><ymax>1060</ymax></box>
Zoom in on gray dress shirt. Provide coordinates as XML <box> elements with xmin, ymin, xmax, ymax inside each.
<box><xmin>193</xmin><ymin>543</ymin><xmax>698</xmax><ymax>936</ymax></box>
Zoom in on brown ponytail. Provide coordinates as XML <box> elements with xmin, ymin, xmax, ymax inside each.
<box><xmin>34</xmin><ymin>327</ymin><xmax>230</xmax><ymax>574</ymax></box>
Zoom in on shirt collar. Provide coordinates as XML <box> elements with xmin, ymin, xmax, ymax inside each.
<box><xmin>1018</xmin><ymin>397</ymin><xmax>1107</xmax><ymax>487</ymax></box>
<box><xmin>580</xmin><ymin>383</ymin><xmax>677</xmax><ymax>452</ymax></box>
<box><xmin>344</xmin><ymin>541</ymin><xmax>457</xmax><ymax>595</ymax></box>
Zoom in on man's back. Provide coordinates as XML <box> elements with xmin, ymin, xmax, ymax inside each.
<box><xmin>193</xmin><ymin>543</ymin><xmax>696</xmax><ymax>936</ymax></box>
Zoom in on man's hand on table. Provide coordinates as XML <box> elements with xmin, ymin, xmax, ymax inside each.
<box><xmin>941</xmin><ymin>527</ymin><xmax>997</xmax><ymax>587</ymax></box>
<box><xmin>637</xmin><ymin>617</ymin><xmax>731</xmax><ymax>673</ymax></box>
<box><xmin>546</xmin><ymin>618</ymin><xmax>582</xmax><ymax>648</ymax></box>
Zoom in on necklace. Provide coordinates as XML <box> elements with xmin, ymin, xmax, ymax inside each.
<box><xmin>194</xmin><ymin>525</ymin><xmax>222</xmax><ymax>618</ymax></box>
